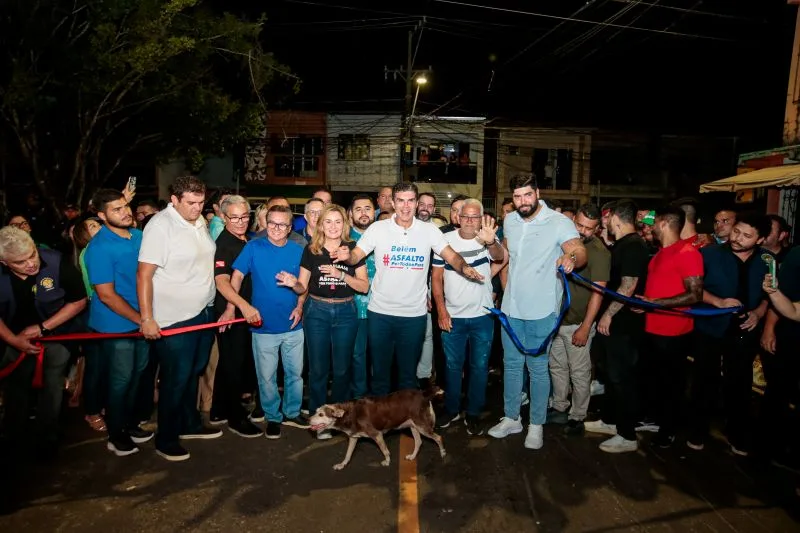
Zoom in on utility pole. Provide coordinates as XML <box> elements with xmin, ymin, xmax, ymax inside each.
<box><xmin>385</xmin><ymin>19</ymin><xmax>431</xmax><ymax>182</ymax></box>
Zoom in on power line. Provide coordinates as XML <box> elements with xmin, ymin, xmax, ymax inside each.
<box><xmin>608</xmin><ymin>0</ymin><xmax>761</xmax><ymax>22</ymax></box>
<box><xmin>266</xmin><ymin>16</ymin><xmax>415</xmax><ymax>26</ymax></box>
<box><xmin>431</xmin><ymin>0</ymin><xmax>733</xmax><ymax>41</ymax></box>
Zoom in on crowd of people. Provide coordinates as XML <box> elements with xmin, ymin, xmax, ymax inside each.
<box><xmin>0</xmin><ymin>176</ymin><xmax>798</xmax><ymax>471</ymax></box>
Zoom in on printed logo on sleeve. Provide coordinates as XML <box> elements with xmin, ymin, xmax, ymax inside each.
<box><xmin>215</xmin><ymin>260</ymin><xmax>225</xmax><ymax>268</ymax></box>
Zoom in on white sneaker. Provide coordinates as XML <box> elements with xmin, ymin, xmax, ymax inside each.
<box><xmin>524</xmin><ymin>424</ymin><xmax>543</xmax><ymax>450</ymax></box>
<box><xmin>599</xmin><ymin>435</ymin><xmax>638</xmax><ymax>454</ymax></box>
<box><xmin>488</xmin><ymin>417</ymin><xmax>524</xmax><ymax>439</ymax></box>
<box><xmin>590</xmin><ymin>380</ymin><xmax>605</xmax><ymax>396</ymax></box>
<box><xmin>584</xmin><ymin>420</ymin><xmax>617</xmax><ymax>436</ymax></box>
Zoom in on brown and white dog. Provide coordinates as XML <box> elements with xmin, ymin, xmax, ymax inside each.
<box><xmin>309</xmin><ymin>388</ymin><xmax>446</xmax><ymax>470</ymax></box>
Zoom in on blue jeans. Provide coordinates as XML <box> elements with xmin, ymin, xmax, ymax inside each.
<box><xmin>501</xmin><ymin>314</ymin><xmax>557</xmax><ymax>425</ymax></box>
<box><xmin>304</xmin><ymin>298</ymin><xmax>358</xmax><ymax>412</ymax></box>
<box><xmin>104</xmin><ymin>337</ymin><xmax>149</xmax><ymax>440</ymax></box>
<box><xmin>154</xmin><ymin>308</ymin><xmax>215</xmax><ymax>449</ymax></box>
<box><xmin>351</xmin><ymin>318</ymin><xmax>369</xmax><ymax>399</ymax></box>
<box><xmin>368</xmin><ymin>311</ymin><xmax>427</xmax><ymax>396</ymax></box>
<box><xmin>441</xmin><ymin>315</ymin><xmax>494</xmax><ymax>417</ymax></box>
<box><xmin>252</xmin><ymin>329</ymin><xmax>304</xmax><ymax>423</ymax></box>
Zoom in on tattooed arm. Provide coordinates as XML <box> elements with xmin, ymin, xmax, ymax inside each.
<box><xmin>597</xmin><ymin>276</ymin><xmax>638</xmax><ymax>336</ymax></box>
<box><xmin>649</xmin><ymin>276</ymin><xmax>703</xmax><ymax>307</ymax></box>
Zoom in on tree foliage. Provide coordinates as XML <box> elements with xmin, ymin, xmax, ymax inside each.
<box><xmin>0</xmin><ymin>0</ymin><xmax>296</xmax><ymax>207</ymax></box>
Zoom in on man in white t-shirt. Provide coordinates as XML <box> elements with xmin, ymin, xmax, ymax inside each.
<box><xmin>334</xmin><ymin>183</ymin><xmax>484</xmax><ymax>396</ymax></box>
<box><xmin>432</xmin><ymin>199</ymin><xmax>506</xmax><ymax>436</ymax></box>
<box><xmin>488</xmin><ymin>174</ymin><xmax>587</xmax><ymax>451</ymax></box>
<box><xmin>137</xmin><ymin>176</ymin><xmax>220</xmax><ymax>462</ymax></box>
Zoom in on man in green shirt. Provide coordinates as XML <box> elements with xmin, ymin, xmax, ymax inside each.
<box><xmin>547</xmin><ymin>204</ymin><xmax>611</xmax><ymax>435</ymax></box>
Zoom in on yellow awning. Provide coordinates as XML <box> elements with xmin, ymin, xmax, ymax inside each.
<box><xmin>699</xmin><ymin>164</ymin><xmax>800</xmax><ymax>192</ymax></box>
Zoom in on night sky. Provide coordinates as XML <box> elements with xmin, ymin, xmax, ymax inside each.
<box><xmin>228</xmin><ymin>0</ymin><xmax>796</xmax><ymax>151</ymax></box>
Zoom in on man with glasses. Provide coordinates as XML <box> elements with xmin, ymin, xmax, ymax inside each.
<box><xmin>208</xmin><ymin>195</ymin><xmax>263</xmax><ymax>438</ymax></box>
<box><xmin>5</xmin><ymin>215</ymin><xmax>51</xmax><ymax>249</ymax></box>
<box><xmin>302</xmin><ymin>198</ymin><xmax>324</xmax><ymax>243</ymax></box>
<box><xmin>230</xmin><ymin>205</ymin><xmax>309</xmax><ymax>440</ymax></box>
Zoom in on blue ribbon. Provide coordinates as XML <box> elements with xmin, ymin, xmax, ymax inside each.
<box><xmin>487</xmin><ymin>267</ymin><xmax>743</xmax><ymax>357</ymax></box>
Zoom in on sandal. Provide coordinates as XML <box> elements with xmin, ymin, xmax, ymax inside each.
<box><xmin>85</xmin><ymin>414</ymin><xmax>107</xmax><ymax>432</ymax></box>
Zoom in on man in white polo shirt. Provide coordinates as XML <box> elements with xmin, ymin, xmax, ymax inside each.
<box><xmin>335</xmin><ymin>182</ymin><xmax>484</xmax><ymax>396</ymax></box>
<box><xmin>488</xmin><ymin>174</ymin><xmax>587</xmax><ymax>450</ymax></box>
<box><xmin>137</xmin><ymin>176</ymin><xmax>220</xmax><ymax>462</ymax></box>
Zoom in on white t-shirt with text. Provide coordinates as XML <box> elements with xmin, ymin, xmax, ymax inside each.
<box><xmin>356</xmin><ymin>216</ymin><xmax>449</xmax><ymax>317</ymax></box>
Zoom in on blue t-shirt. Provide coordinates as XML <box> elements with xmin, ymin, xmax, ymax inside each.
<box><xmin>232</xmin><ymin>237</ymin><xmax>304</xmax><ymax>334</ymax></box>
<box><xmin>84</xmin><ymin>226</ymin><xmax>143</xmax><ymax>333</ymax></box>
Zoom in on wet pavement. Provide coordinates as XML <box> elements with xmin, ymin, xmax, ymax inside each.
<box><xmin>1</xmin><ymin>378</ymin><xmax>799</xmax><ymax>532</ymax></box>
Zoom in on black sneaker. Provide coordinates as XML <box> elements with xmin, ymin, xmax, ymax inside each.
<box><xmin>228</xmin><ymin>420</ymin><xmax>263</xmax><ymax>439</ymax></box>
<box><xmin>209</xmin><ymin>414</ymin><xmax>228</xmax><ymax>426</ymax></box>
<box><xmin>652</xmin><ymin>433</ymin><xmax>675</xmax><ymax>449</ymax></box>
<box><xmin>265</xmin><ymin>421</ymin><xmax>281</xmax><ymax>440</ymax></box>
<box><xmin>282</xmin><ymin>415</ymin><xmax>310</xmax><ymax>429</ymax></box>
<box><xmin>156</xmin><ymin>443</ymin><xmax>190</xmax><ymax>462</ymax></box>
<box><xmin>546</xmin><ymin>409</ymin><xmax>569</xmax><ymax>425</ymax></box>
<box><xmin>107</xmin><ymin>436</ymin><xmax>139</xmax><ymax>457</ymax></box>
<box><xmin>179</xmin><ymin>427</ymin><xmax>223</xmax><ymax>440</ymax></box>
<box><xmin>249</xmin><ymin>406</ymin><xmax>265</xmax><ymax>423</ymax></box>
<box><xmin>464</xmin><ymin>416</ymin><xmax>484</xmax><ymax>436</ymax></box>
<box><xmin>128</xmin><ymin>427</ymin><xmax>154</xmax><ymax>444</ymax></box>
<box><xmin>563</xmin><ymin>419</ymin><xmax>585</xmax><ymax>436</ymax></box>
<box><xmin>436</xmin><ymin>411</ymin><xmax>462</xmax><ymax>429</ymax></box>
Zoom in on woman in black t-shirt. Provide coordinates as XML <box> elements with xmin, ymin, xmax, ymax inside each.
<box><xmin>298</xmin><ymin>204</ymin><xmax>368</xmax><ymax>439</ymax></box>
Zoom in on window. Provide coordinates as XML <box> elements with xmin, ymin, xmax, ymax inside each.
<box><xmin>270</xmin><ymin>134</ymin><xmax>324</xmax><ymax>178</ymax></box>
<box><xmin>338</xmin><ymin>134</ymin><xmax>370</xmax><ymax>160</ymax></box>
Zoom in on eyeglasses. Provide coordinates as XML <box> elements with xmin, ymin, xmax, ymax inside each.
<box><xmin>9</xmin><ymin>221</ymin><xmax>30</xmax><ymax>229</ymax></box>
<box><xmin>267</xmin><ymin>221</ymin><xmax>291</xmax><ymax>231</ymax></box>
<box><xmin>460</xmin><ymin>215</ymin><xmax>482</xmax><ymax>221</ymax></box>
<box><xmin>226</xmin><ymin>215</ymin><xmax>251</xmax><ymax>224</ymax></box>
<box><xmin>307</xmin><ymin>210</ymin><xmax>322</xmax><ymax>217</ymax></box>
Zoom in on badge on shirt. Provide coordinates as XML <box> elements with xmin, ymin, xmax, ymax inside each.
<box><xmin>40</xmin><ymin>277</ymin><xmax>55</xmax><ymax>291</ymax></box>
<box><xmin>215</xmin><ymin>260</ymin><xmax>225</xmax><ymax>268</ymax></box>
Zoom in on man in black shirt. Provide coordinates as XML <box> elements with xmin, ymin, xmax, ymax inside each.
<box><xmin>210</xmin><ymin>195</ymin><xmax>262</xmax><ymax>438</ymax></box>
<box><xmin>0</xmin><ymin>226</ymin><xmax>87</xmax><ymax>450</ymax></box>
<box><xmin>588</xmin><ymin>200</ymin><xmax>650</xmax><ymax>454</ymax></box>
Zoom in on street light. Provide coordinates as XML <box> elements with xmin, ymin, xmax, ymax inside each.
<box><xmin>410</xmin><ymin>75</ymin><xmax>427</xmax><ymax>120</ymax></box>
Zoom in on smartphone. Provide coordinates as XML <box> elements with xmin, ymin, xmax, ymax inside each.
<box><xmin>126</xmin><ymin>176</ymin><xmax>137</xmax><ymax>192</ymax></box>
<box><xmin>762</xmin><ymin>253</ymin><xmax>777</xmax><ymax>288</ymax></box>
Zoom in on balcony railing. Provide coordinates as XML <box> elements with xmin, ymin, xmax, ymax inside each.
<box><xmin>403</xmin><ymin>161</ymin><xmax>477</xmax><ymax>184</ymax></box>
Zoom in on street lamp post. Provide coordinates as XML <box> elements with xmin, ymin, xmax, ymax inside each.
<box><xmin>404</xmin><ymin>74</ymin><xmax>428</xmax><ymax>183</ymax></box>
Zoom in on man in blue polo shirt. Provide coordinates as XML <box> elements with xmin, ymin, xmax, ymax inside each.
<box><xmin>84</xmin><ymin>189</ymin><xmax>152</xmax><ymax>457</ymax></box>
<box><xmin>231</xmin><ymin>205</ymin><xmax>308</xmax><ymax>440</ymax></box>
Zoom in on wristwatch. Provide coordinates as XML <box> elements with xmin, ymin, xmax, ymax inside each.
<box><xmin>39</xmin><ymin>322</ymin><xmax>50</xmax><ymax>335</ymax></box>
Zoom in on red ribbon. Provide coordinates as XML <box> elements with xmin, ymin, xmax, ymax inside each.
<box><xmin>0</xmin><ymin>317</ymin><xmax>254</xmax><ymax>388</ymax></box>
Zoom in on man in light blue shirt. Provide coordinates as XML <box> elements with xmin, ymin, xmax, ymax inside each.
<box><xmin>85</xmin><ymin>189</ymin><xmax>152</xmax><ymax>457</ymax></box>
<box><xmin>488</xmin><ymin>175</ymin><xmax>587</xmax><ymax>451</ymax></box>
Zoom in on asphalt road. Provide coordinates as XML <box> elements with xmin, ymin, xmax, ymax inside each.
<box><xmin>1</xmin><ymin>377</ymin><xmax>799</xmax><ymax>532</ymax></box>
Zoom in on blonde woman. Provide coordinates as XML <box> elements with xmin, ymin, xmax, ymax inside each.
<box><xmin>298</xmin><ymin>204</ymin><xmax>369</xmax><ymax>439</ymax></box>
<box><xmin>250</xmin><ymin>204</ymin><xmax>268</xmax><ymax>235</ymax></box>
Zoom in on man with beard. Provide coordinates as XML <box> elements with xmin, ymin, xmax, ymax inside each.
<box><xmin>589</xmin><ymin>200</ymin><xmax>649</xmax><ymax>453</ymax></box>
<box><xmin>639</xmin><ymin>206</ymin><xmax>703</xmax><ymax>449</ymax></box>
<box><xmin>335</xmin><ymin>183</ymin><xmax>484</xmax><ymax>396</ymax></box>
<box><xmin>348</xmin><ymin>194</ymin><xmax>376</xmax><ymax>399</ymax></box>
<box><xmin>488</xmin><ymin>175</ymin><xmax>587</xmax><ymax>450</ymax></box>
<box><xmin>85</xmin><ymin>189</ymin><xmax>153</xmax><ymax>456</ymax></box>
<box><xmin>547</xmin><ymin>204</ymin><xmax>610</xmax><ymax>436</ymax></box>
<box><xmin>416</xmin><ymin>193</ymin><xmax>436</xmax><ymax>223</ymax></box>
<box><xmin>687</xmin><ymin>213</ymin><xmax>770</xmax><ymax>455</ymax></box>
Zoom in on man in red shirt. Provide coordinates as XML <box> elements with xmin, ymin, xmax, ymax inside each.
<box><xmin>641</xmin><ymin>206</ymin><xmax>704</xmax><ymax>449</ymax></box>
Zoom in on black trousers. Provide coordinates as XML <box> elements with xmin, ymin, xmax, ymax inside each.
<box><xmin>759</xmin><ymin>328</ymin><xmax>800</xmax><ymax>458</ymax></box>
<box><xmin>688</xmin><ymin>330</ymin><xmax>759</xmax><ymax>448</ymax></box>
<box><xmin>211</xmin><ymin>322</ymin><xmax>253</xmax><ymax>423</ymax></box>
<box><xmin>602</xmin><ymin>333</ymin><xmax>640</xmax><ymax>441</ymax></box>
<box><xmin>648</xmin><ymin>333</ymin><xmax>691</xmax><ymax>439</ymax></box>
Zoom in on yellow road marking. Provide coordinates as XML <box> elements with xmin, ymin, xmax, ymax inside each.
<box><xmin>398</xmin><ymin>434</ymin><xmax>420</xmax><ymax>533</ymax></box>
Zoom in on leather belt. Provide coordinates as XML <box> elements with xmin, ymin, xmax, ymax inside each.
<box><xmin>309</xmin><ymin>294</ymin><xmax>354</xmax><ymax>304</ymax></box>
